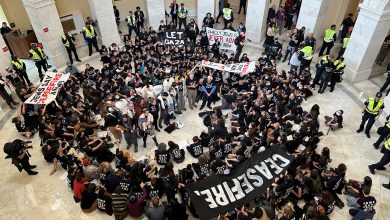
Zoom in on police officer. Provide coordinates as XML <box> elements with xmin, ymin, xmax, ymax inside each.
<box><xmin>368</xmin><ymin>136</ymin><xmax>390</xmax><ymax>174</ymax></box>
<box><xmin>337</xmin><ymin>34</ymin><xmax>349</xmax><ymax>59</ymax></box>
<box><xmin>178</xmin><ymin>3</ymin><xmax>188</xmax><ymax>30</ymax></box>
<box><xmin>125</xmin><ymin>11</ymin><xmax>138</xmax><ymax>37</ymax></box>
<box><xmin>82</xmin><ymin>21</ymin><xmax>100</xmax><ymax>56</ymax></box>
<box><xmin>312</xmin><ymin>55</ymin><xmax>333</xmax><ymax>88</ymax></box>
<box><xmin>357</xmin><ymin>92</ymin><xmax>384</xmax><ymax>138</ymax></box>
<box><xmin>223</xmin><ymin>3</ymin><xmax>233</xmax><ymax>29</ymax></box>
<box><xmin>62</xmin><ymin>32</ymin><xmax>81</xmax><ymax>64</ymax></box>
<box><xmin>299</xmin><ymin>44</ymin><xmax>313</xmax><ymax>74</ymax></box>
<box><xmin>373</xmin><ymin>115</ymin><xmax>390</xmax><ymax>149</ymax></box>
<box><xmin>318</xmin><ymin>57</ymin><xmax>334</xmax><ymax>94</ymax></box>
<box><xmin>11</xmin><ymin>55</ymin><xmax>30</xmax><ymax>85</ymax></box>
<box><xmin>28</xmin><ymin>43</ymin><xmax>48</xmax><ymax>80</ymax></box>
<box><xmin>319</xmin><ymin>24</ymin><xmax>337</xmax><ymax>56</ymax></box>
<box><xmin>379</xmin><ymin>63</ymin><xmax>390</xmax><ymax>95</ymax></box>
<box><xmin>331</xmin><ymin>57</ymin><xmax>346</xmax><ymax>92</ymax></box>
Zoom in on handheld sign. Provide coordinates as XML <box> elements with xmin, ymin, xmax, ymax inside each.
<box><xmin>164</xmin><ymin>29</ymin><xmax>185</xmax><ymax>46</ymax></box>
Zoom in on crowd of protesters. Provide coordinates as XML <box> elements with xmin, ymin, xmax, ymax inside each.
<box><xmin>4</xmin><ymin>1</ymin><xmax>378</xmax><ymax>220</ymax></box>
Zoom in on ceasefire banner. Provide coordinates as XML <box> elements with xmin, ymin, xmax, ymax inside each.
<box><xmin>200</xmin><ymin>60</ymin><xmax>256</xmax><ymax>74</ymax></box>
<box><xmin>186</xmin><ymin>147</ymin><xmax>293</xmax><ymax>220</ymax></box>
<box><xmin>24</xmin><ymin>72</ymin><xmax>70</xmax><ymax>104</ymax></box>
<box><xmin>206</xmin><ymin>27</ymin><xmax>239</xmax><ymax>51</ymax></box>
<box><xmin>164</xmin><ymin>29</ymin><xmax>185</xmax><ymax>46</ymax></box>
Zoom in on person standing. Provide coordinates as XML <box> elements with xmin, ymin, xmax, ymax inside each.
<box><xmin>379</xmin><ymin>63</ymin><xmax>390</xmax><ymax>94</ymax></box>
<box><xmin>118</xmin><ymin>114</ymin><xmax>139</xmax><ymax>152</ymax></box>
<box><xmin>340</xmin><ymin>13</ymin><xmax>354</xmax><ymax>43</ymax></box>
<box><xmin>5</xmin><ymin>67</ymin><xmax>25</xmax><ymax>100</ymax></box>
<box><xmin>312</xmin><ymin>55</ymin><xmax>333</xmax><ymax>88</ymax></box>
<box><xmin>170</xmin><ymin>0</ymin><xmax>179</xmax><ymax>27</ymax></box>
<box><xmin>203</xmin><ymin>13</ymin><xmax>215</xmax><ymax>28</ymax></box>
<box><xmin>185</xmin><ymin>19</ymin><xmax>199</xmax><ymax>45</ymax></box>
<box><xmin>368</xmin><ymin>136</ymin><xmax>390</xmax><ymax>175</ymax></box>
<box><xmin>275</xmin><ymin>6</ymin><xmax>285</xmax><ymax>35</ymax></box>
<box><xmin>375</xmin><ymin>34</ymin><xmax>390</xmax><ymax>66</ymax></box>
<box><xmin>299</xmin><ymin>45</ymin><xmax>313</xmax><ymax>74</ymax></box>
<box><xmin>318</xmin><ymin>58</ymin><xmax>334</xmax><ymax>94</ymax></box>
<box><xmin>216</xmin><ymin>0</ymin><xmax>225</xmax><ymax>24</ymax></box>
<box><xmin>337</xmin><ymin>34</ymin><xmax>350</xmax><ymax>59</ymax></box>
<box><xmin>134</xmin><ymin>7</ymin><xmax>145</xmax><ymax>33</ymax></box>
<box><xmin>4</xmin><ymin>140</ymin><xmax>38</xmax><ymax>175</ymax></box>
<box><xmin>0</xmin><ymin>76</ymin><xmax>18</xmax><ymax>110</ymax></box>
<box><xmin>11</xmin><ymin>56</ymin><xmax>30</xmax><ymax>85</ymax></box>
<box><xmin>125</xmin><ymin>11</ymin><xmax>138</xmax><ymax>37</ymax></box>
<box><xmin>113</xmin><ymin>6</ymin><xmax>120</xmax><ymax>25</ymax></box>
<box><xmin>178</xmin><ymin>3</ymin><xmax>188</xmax><ymax>30</ymax></box>
<box><xmin>238</xmin><ymin>0</ymin><xmax>247</xmax><ymax>15</ymax></box>
<box><xmin>234</xmin><ymin>32</ymin><xmax>245</xmax><ymax>62</ymax></box>
<box><xmin>82</xmin><ymin>21</ymin><xmax>100</xmax><ymax>56</ymax></box>
<box><xmin>28</xmin><ymin>43</ymin><xmax>48</xmax><ymax>80</ymax></box>
<box><xmin>186</xmin><ymin>73</ymin><xmax>198</xmax><ymax>110</ymax></box>
<box><xmin>285</xmin><ymin>5</ymin><xmax>296</xmax><ymax>30</ymax></box>
<box><xmin>304</xmin><ymin>32</ymin><xmax>317</xmax><ymax>51</ymax></box>
<box><xmin>138</xmin><ymin>108</ymin><xmax>159</xmax><ymax>148</ymax></box>
<box><xmin>223</xmin><ymin>3</ymin><xmax>233</xmax><ymax>29</ymax></box>
<box><xmin>373</xmin><ymin>115</ymin><xmax>390</xmax><ymax>149</ymax></box>
<box><xmin>267</xmin><ymin>5</ymin><xmax>276</xmax><ymax>23</ymax></box>
<box><xmin>200</xmin><ymin>76</ymin><xmax>216</xmax><ymax>110</ymax></box>
<box><xmin>357</xmin><ymin>92</ymin><xmax>384</xmax><ymax>138</ymax></box>
<box><xmin>175</xmin><ymin>74</ymin><xmax>186</xmax><ymax>114</ymax></box>
<box><xmin>319</xmin><ymin>24</ymin><xmax>337</xmax><ymax>56</ymax></box>
<box><xmin>62</xmin><ymin>32</ymin><xmax>81</xmax><ymax>64</ymax></box>
<box><xmin>148</xmin><ymin>97</ymin><xmax>161</xmax><ymax>132</ymax></box>
<box><xmin>282</xmin><ymin>28</ymin><xmax>298</xmax><ymax>63</ymax></box>
<box><xmin>331</xmin><ymin>57</ymin><xmax>346</xmax><ymax>92</ymax></box>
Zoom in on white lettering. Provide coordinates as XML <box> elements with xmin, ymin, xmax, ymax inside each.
<box><xmin>211</xmin><ymin>185</ymin><xmax>229</xmax><ymax>206</ymax></box>
<box><xmin>254</xmin><ymin>162</ymin><xmax>273</xmax><ymax>179</ymax></box>
<box><xmin>272</xmin><ymin>154</ymin><xmax>291</xmax><ymax>167</ymax></box>
<box><xmin>246</xmin><ymin>168</ymin><xmax>263</xmax><ymax>187</ymax></box>
<box><xmin>264</xmin><ymin>158</ymin><xmax>283</xmax><ymax>174</ymax></box>
<box><xmin>237</xmin><ymin>174</ymin><xmax>254</xmax><ymax>194</ymax></box>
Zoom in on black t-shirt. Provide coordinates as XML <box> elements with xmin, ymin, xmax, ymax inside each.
<box><xmin>187</xmin><ymin>143</ymin><xmax>203</xmax><ymax>158</ymax></box>
<box><xmin>357</xmin><ymin>196</ymin><xmax>376</xmax><ymax>212</ymax></box>
<box><xmin>155</xmin><ymin>150</ymin><xmax>170</xmax><ymax>165</ymax></box>
<box><xmin>148</xmin><ymin>103</ymin><xmax>160</xmax><ymax>115</ymax></box>
<box><xmin>171</xmin><ymin>148</ymin><xmax>185</xmax><ymax>161</ymax></box>
<box><xmin>97</xmin><ymin>194</ymin><xmax>113</xmax><ymax>215</ymax></box>
<box><xmin>80</xmin><ymin>190</ymin><xmax>97</xmax><ymax>210</ymax></box>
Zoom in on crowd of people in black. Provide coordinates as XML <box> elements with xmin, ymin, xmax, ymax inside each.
<box><xmin>3</xmin><ymin>1</ymin><xmax>378</xmax><ymax>220</ymax></box>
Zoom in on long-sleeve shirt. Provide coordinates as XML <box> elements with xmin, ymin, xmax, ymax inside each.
<box><xmin>127</xmin><ymin>187</ymin><xmax>147</xmax><ymax>217</ymax></box>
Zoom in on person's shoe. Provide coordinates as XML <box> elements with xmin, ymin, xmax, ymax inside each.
<box><xmin>330</xmin><ymin>89</ymin><xmax>334</xmax><ymax>92</ymax></box>
<box><xmin>377</xmin><ymin>167</ymin><xmax>386</xmax><ymax>170</ymax></box>
<box><xmin>382</xmin><ymin>183</ymin><xmax>390</xmax><ymax>190</ymax></box>
<box><xmin>207</xmin><ymin>106</ymin><xmax>212</xmax><ymax>110</ymax></box>
<box><xmin>126</xmin><ymin>145</ymin><xmax>130</xmax><ymax>149</ymax></box>
<box><xmin>373</xmin><ymin>143</ymin><xmax>379</xmax><ymax>149</ymax></box>
<box><xmin>175</xmin><ymin>111</ymin><xmax>182</xmax><ymax>114</ymax></box>
<box><xmin>76</xmin><ymin>59</ymin><xmax>82</xmax><ymax>62</ymax></box>
<box><xmin>200</xmin><ymin>106</ymin><xmax>204</xmax><ymax>110</ymax></box>
<box><xmin>134</xmin><ymin>146</ymin><xmax>138</xmax><ymax>153</ymax></box>
<box><xmin>143</xmin><ymin>144</ymin><xmax>147</xmax><ymax>148</ymax></box>
<box><xmin>183</xmin><ymin>108</ymin><xmax>187</xmax><ymax>111</ymax></box>
<box><xmin>10</xmin><ymin>106</ymin><xmax>16</xmax><ymax>110</ymax></box>
<box><xmin>216</xmin><ymin>21</ymin><xmax>220</xmax><ymax>24</ymax></box>
<box><xmin>282</xmin><ymin>59</ymin><xmax>286</xmax><ymax>62</ymax></box>
<box><xmin>28</xmin><ymin>171</ymin><xmax>38</xmax><ymax>175</ymax></box>
<box><xmin>368</xmin><ymin>166</ymin><xmax>375</xmax><ymax>175</ymax></box>
<box><xmin>156</xmin><ymin>128</ymin><xmax>161</xmax><ymax>132</ymax></box>
<box><xmin>366</xmin><ymin>133</ymin><xmax>371</xmax><ymax>138</ymax></box>
<box><xmin>335</xmin><ymin>200</ymin><xmax>344</xmax><ymax>209</ymax></box>
<box><xmin>356</xmin><ymin>129</ymin><xmax>363</xmax><ymax>133</ymax></box>
<box><xmin>193</xmin><ymin>104</ymin><xmax>197</xmax><ymax>108</ymax></box>
<box><xmin>29</xmin><ymin>165</ymin><xmax>37</xmax><ymax>169</ymax></box>
<box><xmin>159</xmin><ymin>124</ymin><xmax>163</xmax><ymax>129</ymax></box>
<box><xmin>190</xmin><ymin>106</ymin><xmax>193</xmax><ymax>110</ymax></box>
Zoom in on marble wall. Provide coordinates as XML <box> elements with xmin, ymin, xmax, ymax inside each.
<box><xmin>245</xmin><ymin>0</ymin><xmax>269</xmax><ymax>44</ymax></box>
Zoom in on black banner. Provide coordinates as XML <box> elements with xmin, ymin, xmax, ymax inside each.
<box><xmin>186</xmin><ymin>147</ymin><xmax>293</xmax><ymax>220</ymax></box>
<box><xmin>164</xmin><ymin>29</ymin><xmax>185</xmax><ymax>46</ymax></box>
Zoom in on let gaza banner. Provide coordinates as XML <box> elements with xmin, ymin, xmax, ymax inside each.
<box><xmin>206</xmin><ymin>27</ymin><xmax>238</xmax><ymax>51</ymax></box>
<box><xmin>200</xmin><ymin>60</ymin><xmax>256</xmax><ymax>74</ymax></box>
<box><xmin>186</xmin><ymin>147</ymin><xmax>293</xmax><ymax>220</ymax></box>
<box><xmin>164</xmin><ymin>29</ymin><xmax>185</xmax><ymax>46</ymax></box>
<box><xmin>25</xmin><ymin>72</ymin><xmax>70</xmax><ymax>104</ymax></box>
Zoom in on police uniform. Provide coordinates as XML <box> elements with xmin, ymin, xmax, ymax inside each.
<box><xmin>319</xmin><ymin>26</ymin><xmax>337</xmax><ymax>56</ymax></box>
<box><xmin>11</xmin><ymin>58</ymin><xmax>30</xmax><ymax>85</ymax></box>
<box><xmin>357</xmin><ymin>93</ymin><xmax>384</xmax><ymax>138</ymax></box>
<box><xmin>373</xmin><ymin>116</ymin><xmax>390</xmax><ymax>149</ymax></box>
<box><xmin>28</xmin><ymin>46</ymin><xmax>47</xmax><ymax>80</ymax></box>
<box><xmin>223</xmin><ymin>6</ymin><xmax>233</xmax><ymax>29</ymax></box>
<box><xmin>62</xmin><ymin>33</ymin><xmax>80</xmax><ymax>64</ymax></box>
<box><xmin>369</xmin><ymin>136</ymin><xmax>390</xmax><ymax>174</ymax></box>
<box><xmin>83</xmin><ymin>24</ymin><xmax>99</xmax><ymax>56</ymax></box>
<box><xmin>299</xmin><ymin>45</ymin><xmax>313</xmax><ymax>74</ymax></box>
<box><xmin>337</xmin><ymin>37</ymin><xmax>349</xmax><ymax>59</ymax></box>
<box><xmin>318</xmin><ymin>59</ymin><xmax>334</xmax><ymax>93</ymax></box>
<box><xmin>331</xmin><ymin>59</ymin><xmax>346</xmax><ymax>91</ymax></box>
<box><xmin>178</xmin><ymin>5</ymin><xmax>188</xmax><ymax>30</ymax></box>
<box><xmin>312</xmin><ymin>55</ymin><xmax>331</xmax><ymax>88</ymax></box>
<box><xmin>126</xmin><ymin>13</ymin><xmax>138</xmax><ymax>37</ymax></box>
<box><xmin>200</xmin><ymin>80</ymin><xmax>216</xmax><ymax>110</ymax></box>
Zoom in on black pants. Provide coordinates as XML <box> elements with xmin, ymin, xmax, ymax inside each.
<box><xmin>18</xmin><ymin>155</ymin><xmax>36</xmax><ymax>175</ymax></box>
<box><xmin>337</xmin><ymin>47</ymin><xmax>345</xmax><ymax>59</ymax></box>
<box><xmin>216</xmin><ymin>11</ymin><xmax>223</xmax><ymax>22</ymax></box>
<box><xmin>128</xmin><ymin>25</ymin><xmax>138</xmax><ymax>37</ymax></box>
<box><xmin>238</xmin><ymin>2</ymin><xmax>246</xmax><ymax>14</ymax></box>
<box><xmin>178</xmin><ymin>18</ymin><xmax>186</xmax><ymax>29</ymax></box>
<box><xmin>35</xmin><ymin>60</ymin><xmax>47</xmax><ymax>80</ymax></box>
<box><xmin>318</xmin><ymin>75</ymin><xmax>331</xmax><ymax>93</ymax></box>
<box><xmin>374</xmin><ymin>126</ymin><xmax>390</xmax><ymax>147</ymax></box>
<box><xmin>234</xmin><ymin>47</ymin><xmax>243</xmax><ymax>62</ymax></box>
<box><xmin>319</xmin><ymin>41</ymin><xmax>334</xmax><ymax>56</ymax></box>
<box><xmin>380</xmin><ymin>77</ymin><xmax>390</xmax><ymax>93</ymax></box>
<box><xmin>224</xmin><ymin>19</ymin><xmax>232</xmax><ymax>29</ymax></box>
<box><xmin>312</xmin><ymin>68</ymin><xmax>323</xmax><ymax>87</ymax></box>
<box><xmin>171</xmin><ymin>14</ymin><xmax>178</xmax><ymax>27</ymax></box>
<box><xmin>66</xmin><ymin>46</ymin><xmax>79</xmax><ymax>63</ymax></box>
<box><xmin>17</xmin><ymin>70</ymin><xmax>30</xmax><ymax>85</ymax></box>
<box><xmin>369</xmin><ymin>150</ymin><xmax>390</xmax><ymax>170</ymax></box>
<box><xmin>136</xmin><ymin>22</ymin><xmax>144</xmax><ymax>33</ymax></box>
<box><xmin>86</xmin><ymin>37</ymin><xmax>99</xmax><ymax>56</ymax></box>
<box><xmin>0</xmin><ymin>91</ymin><xmax>17</xmax><ymax>107</ymax></box>
<box><xmin>299</xmin><ymin>59</ymin><xmax>311</xmax><ymax>74</ymax></box>
<box><xmin>200</xmin><ymin>94</ymin><xmax>213</xmax><ymax>108</ymax></box>
<box><xmin>152</xmin><ymin>113</ymin><xmax>159</xmax><ymax>129</ymax></box>
<box><xmin>359</xmin><ymin>112</ymin><xmax>376</xmax><ymax>134</ymax></box>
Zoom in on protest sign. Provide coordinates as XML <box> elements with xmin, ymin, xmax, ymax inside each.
<box><xmin>164</xmin><ymin>29</ymin><xmax>185</xmax><ymax>46</ymax></box>
<box><xmin>200</xmin><ymin>60</ymin><xmax>256</xmax><ymax>74</ymax></box>
<box><xmin>206</xmin><ymin>27</ymin><xmax>239</xmax><ymax>51</ymax></box>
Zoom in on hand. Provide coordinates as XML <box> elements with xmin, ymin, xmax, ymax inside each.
<box><xmin>50</xmin><ymin>169</ymin><xmax>56</xmax><ymax>175</ymax></box>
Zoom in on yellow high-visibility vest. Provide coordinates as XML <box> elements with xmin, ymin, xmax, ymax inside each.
<box><xmin>223</xmin><ymin>8</ymin><xmax>232</xmax><ymax>20</ymax></box>
<box><xmin>83</xmin><ymin>25</ymin><xmax>95</xmax><ymax>38</ymax></box>
<box><xmin>324</xmin><ymin>29</ymin><xmax>336</xmax><ymax>43</ymax></box>
<box><xmin>29</xmin><ymin>48</ymin><xmax>46</xmax><ymax>61</ymax></box>
<box><xmin>300</xmin><ymin>46</ymin><xmax>313</xmax><ymax>60</ymax></box>
<box><xmin>334</xmin><ymin>60</ymin><xmax>346</xmax><ymax>71</ymax></box>
<box><xmin>343</xmin><ymin>37</ymin><xmax>350</xmax><ymax>48</ymax></box>
<box><xmin>178</xmin><ymin>7</ymin><xmax>187</xmax><ymax>18</ymax></box>
<box><xmin>11</xmin><ymin>59</ymin><xmax>25</xmax><ymax>69</ymax></box>
<box><xmin>384</xmin><ymin>136</ymin><xmax>390</xmax><ymax>150</ymax></box>
<box><xmin>62</xmin><ymin>34</ymin><xmax>73</xmax><ymax>47</ymax></box>
<box><xmin>366</xmin><ymin>97</ymin><xmax>384</xmax><ymax>115</ymax></box>
<box><xmin>126</xmin><ymin>15</ymin><xmax>136</xmax><ymax>26</ymax></box>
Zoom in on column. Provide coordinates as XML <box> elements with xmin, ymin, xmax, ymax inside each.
<box><xmin>22</xmin><ymin>0</ymin><xmax>68</xmax><ymax>68</ymax></box>
<box><xmin>0</xmin><ymin>36</ymin><xmax>11</xmax><ymax>71</ymax></box>
<box><xmin>245</xmin><ymin>0</ymin><xmax>269</xmax><ymax>44</ymax></box>
<box><xmin>343</xmin><ymin>1</ymin><xmax>390</xmax><ymax>83</ymax></box>
<box><xmin>146</xmin><ymin>0</ymin><xmax>165</xmax><ymax>30</ymax></box>
<box><xmin>88</xmin><ymin>0</ymin><xmax>121</xmax><ymax>46</ymax></box>
<box><xmin>197</xmin><ymin>0</ymin><xmax>215</xmax><ymax>27</ymax></box>
<box><xmin>296</xmin><ymin>0</ymin><xmax>328</xmax><ymax>38</ymax></box>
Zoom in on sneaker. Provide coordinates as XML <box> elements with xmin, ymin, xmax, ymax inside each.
<box><xmin>382</xmin><ymin>183</ymin><xmax>390</xmax><ymax>190</ymax></box>
<box><xmin>366</xmin><ymin>133</ymin><xmax>371</xmax><ymax>138</ymax></box>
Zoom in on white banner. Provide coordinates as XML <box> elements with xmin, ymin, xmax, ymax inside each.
<box><xmin>24</xmin><ymin>72</ymin><xmax>70</xmax><ymax>104</ymax></box>
<box><xmin>206</xmin><ymin>27</ymin><xmax>239</xmax><ymax>51</ymax></box>
<box><xmin>200</xmin><ymin>60</ymin><xmax>256</xmax><ymax>74</ymax></box>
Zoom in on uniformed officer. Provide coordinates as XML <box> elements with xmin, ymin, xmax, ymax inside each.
<box><xmin>299</xmin><ymin>45</ymin><xmax>313</xmax><ymax>74</ymax></box>
<box><xmin>125</xmin><ymin>11</ymin><xmax>138</xmax><ymax>37</ymax></box>
<box><xmin>223</xmin><ymin>3</ymin><xmax>233</xmax><ymax>29</ymax></box>
<box><xmin>319</xmin><ymin>24</ymin><xmax>337</xmax><ymax>56</ymax></box>
<box><xmin>379</xmin><ymin>63</ymin><xmax>390</xmax><ymax>95</ymax></box>
<box><xmin>312</xmin><ymin>54</ymin><xmax>333</xmax><ymax>88</ymax></box>
<box><xmin>200</xmin><ymin>76</ymin><xmax>216</xmax><ymax>110</ymax></box>
<box><xmin>28</xmin><ymin>43</ymin><xmax>48</xmax><ymax>80</ymax></box>
<box><xmin>62</xmin><ymin>32</ymin><xmax>81</xmax><ymax>64</ymax></box>
<box><xmin>318</xmin><ymin>57</ymin><xmax>334</xmax><ymax>94</ymax></box>
<box><xmin>357</xmin><ymin>92</ymin><xmax>384</xmax><ymax>138</ymax></box>
<box><xmin>178</xmin><ymin>3</ymin><xmax>188</xmax><ymax>30</ymax></box>
<box><xmin>82</xmin><ymin>21</ymin><xmax>100</xmax><ymax>56</ymax></box>
<box><xmin>373</xmin><ymin>115</ymin><xmax>390</xmax><ymax>149</ymax></box>
<box><xmin>331</xmin><ymin>57</ymin><xmax>346</xmax><ymax>92</ymax></box>
<box><xmin>337</xmin><ymin>34</ymin><xmax>349</xmax><ymax>59</ymax></box>
<box><xmin>11</xmin><ymin>55</ymin><xmax>30</xmax><ymax>85</ymax></box>
<box><xmin>368</xmin><ymin>136</ymin><xmax>390</xmax><ymax>174</ymax></box>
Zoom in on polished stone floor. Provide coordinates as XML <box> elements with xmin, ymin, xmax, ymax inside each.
<box><xmin>1</xmin><ymin>7</ymin><xmax>390</xmax><ymax>220</ymax></box>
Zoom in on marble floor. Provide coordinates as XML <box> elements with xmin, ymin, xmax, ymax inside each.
<box><xmin>1</xmin><ymin>10</ymin><xmax>390</xmax><ymax>220</ymax></box>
